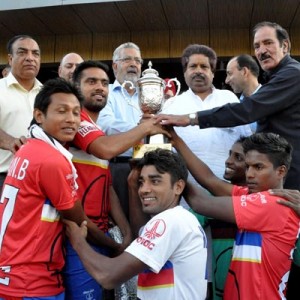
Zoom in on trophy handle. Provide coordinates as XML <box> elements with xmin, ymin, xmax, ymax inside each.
<box><xmin>121</xmin><ymin>80</ymin><xmax>135</xmax><ymax>98</ymax></box>
<box><xmin>166</xmin><ymin>78</ymin><xmax>181</xmax><ymax>96</ymax></box>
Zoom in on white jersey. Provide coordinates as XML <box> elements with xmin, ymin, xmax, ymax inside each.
<box><xmin>125</xmin><ymin>206</ymin><xmax>207</xmax><ymax>300</ymax></box>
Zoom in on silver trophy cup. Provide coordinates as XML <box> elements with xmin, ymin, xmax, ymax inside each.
<box><xmin>122</xmin><ymin>61</ymin><xmax>180</xmax><ymax>158</ymax></box>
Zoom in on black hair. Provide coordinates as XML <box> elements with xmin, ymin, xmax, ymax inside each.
<box><xmin>138</xmin><ymin>148</ymin><xmax>188</xmax><ymax>186</ymax></box>
<box><xmin>235</xmin><ymin>54</ymin><xmax>260</xmax><ymax>78</ymax></box>
<box><xmin>181</xmin><ymin>44</ymin><xmax>217</xmax><ymax>73</ymax></box>
<box><xmin>30</xmin><ymin>78</ymin><xmax>83</xmax><ymax>126</ymax></box>
<box><xmin>242</xmin><ymin>132</ymin><xmax>292</xmax><ymax>170</ymax></box>
<box><xmin>235</xmin><ymin>135</ymin><xmax>248</xmax><ymax>145</ymax></box>
<box><xmin>253</xmin><ymin>21</ymin><xmax>291</xmax><ymax>52</ymax></box>
<box><xmin>73</xmin><ymin>60</ymin><xmax>109</xmax><ymax>85</ymax></box>
<box><xmin>6</xmin><ymin>34</ymin><xmax>37</xmax><ymax>54</ymax></box>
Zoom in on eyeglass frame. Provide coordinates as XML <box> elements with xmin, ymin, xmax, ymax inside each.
<box><xmin>115</xmin><ymin>56</ymin><xmax>143</xmax><ymax>65</ymax></box>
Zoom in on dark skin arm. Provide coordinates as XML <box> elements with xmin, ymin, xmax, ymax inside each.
<box><xmin>269</xmin><ymin>189</ymin><xmax>300</xmax><ymax>218</ymax></box>
<box><xmin>60</xmin><ymin>200</ymin><xmax>122</xmax><ymax>253</ymax></box>
<box><xmin>127</xmin><ymin>164</ymin><xmax>150</xmax><ymax>238</ymax></box>
<box><xmin>64</xmin><ymin>219</ymin><xmax>148</xmax><ymax>290</ymax></box>
<box><xmin>88</xmin><ymin>116</ymin><xmax>171</xmax><ymax>160</ymax></box>
<box><xmin>169</xmin><ymin>127</ymin><xmax>233</xmax><ymax>196</ymax></box>
<box><xmin>0</xmin><ymin>129</ymin><xmax>27</xmax><ymax>153</ymax></box>
<box><xmin>185</xmin><ymin>182</ymin><xmax>236</xmax><ymax>223</ymax></box>
<box><xmin>109</xmin><ymin>186</ymin><xmax>132</xmax><ymax>248</ymax></box>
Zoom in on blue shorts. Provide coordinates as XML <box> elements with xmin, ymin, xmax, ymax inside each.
<box><xmin>64</xmin><ymin>239</ymin><xmax>109</xmax><ymax>300</ymax></box>
<box><xmin>0</xmin><ymin>292</ymin><xmax>65</xmax><ymax>300</ymax></box>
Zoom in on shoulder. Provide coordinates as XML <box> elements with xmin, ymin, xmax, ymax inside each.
<box><xmin>152</xmin><ymin>206</ymin><xmax>198</xmax><ymax>227</ymax></box>
<box><xmin>20</xmin><ymin>139</ymin><xmax>70</xmax><ymax>168</ymax></box>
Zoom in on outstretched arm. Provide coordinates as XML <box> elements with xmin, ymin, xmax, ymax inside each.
<box><xmin>270</xmin><ymin>189</ymin><xmax>300</xmax><ymax>217</ymax></box>
<box><xmin>0</xmin><ymin>129</ymin><xmax>27</xmax><ymax>153</ymax></box>
<box><xmin>128</xmin><ymin>164</ymin><xmax>150</xmax><ymax>238</ymax></box>
<box><xmin>154</xmin><ymin>113</ymin><xmax>193</xmax><ymax>127</ymax></box>
<box><xmin>88</xmin><ymin>116</ymin><xmax>171</xmax><ymax>160</ymax></box>
<box><xmin>61</xmin><ymin>201</ymin><xmax>122</xmax><ymax>253</ymax></box>
<box><xmin>185</xmin><ymin>182</ymin><xmax>236</xmax><ymax>223</ymax></box>
<box><xmin>109</xmin><ymin>186</ymin><xmax>133</xmax><ymax>248</ymax></box>
<box><xmin>169</xmin><ymin>127</ymin><xmax>233</xmax><ymax>196</ymax></box>
<box><xmin>64</xmin><ymin>219</ymin><xmax>147</xmax><ymax>290</ymax></box>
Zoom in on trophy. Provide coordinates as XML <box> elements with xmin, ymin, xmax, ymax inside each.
<box><xmin>122</xmin><ymin>61</ymin><xmax>180</xmax><ymax>159</ymax></box>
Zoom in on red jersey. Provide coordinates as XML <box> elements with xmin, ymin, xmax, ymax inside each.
<box><xmin>224</xmin><ymin>186</ymin><xmax>299</xmax><ymax>300</ymax></box>
<box><xmin>72</xmin><ymin>110</ymin><xmax>111</xmax><ymax>232</ymax></box>
<box><xmin>0</xmin><ymin>139</ymin><xmax>78</xmax><ymax>297</ymax></box>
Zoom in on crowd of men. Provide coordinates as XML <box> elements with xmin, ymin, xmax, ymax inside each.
<box><xmin>0</xmin><ymin>21</ymin><xmax>300</xmax><ymax>300</ymax></box>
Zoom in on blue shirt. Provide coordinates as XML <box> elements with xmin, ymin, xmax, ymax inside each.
<box><xmin>97</xmin><ymin>80</ymin><xmax>142</xmax><ymax>157</ymax></box>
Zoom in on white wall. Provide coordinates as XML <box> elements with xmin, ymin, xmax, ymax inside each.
<box><xmin>0</xmin><ymin>0</ymin><xmax>130</xmax><ymax>11</ymax></box>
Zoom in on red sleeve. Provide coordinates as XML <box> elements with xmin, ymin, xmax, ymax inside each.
<box><xmin>73</xmin><ymin>111</ymin><xmax>105</xmax><ymax>151</ymax></box>
<box><xmin>232</xmin><ymin>189</ymin><xmax>293</xmax><ymax>232</ymax></box>
<box><xmin>39</xmin><ymin>154</ymin><xmax>78</xmax><ymax>211</ymax></box>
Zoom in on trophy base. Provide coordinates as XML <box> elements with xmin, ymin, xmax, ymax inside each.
<box><xmin>132</xmin><ymin>143</ymin><xmax>172</xmax><ymax>159</ymax></box>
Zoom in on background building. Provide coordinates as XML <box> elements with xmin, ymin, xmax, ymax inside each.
<box><xmin>1</xmin><ymin>0</ymin><xmax>300</xmax><ymax>88</ymax></box>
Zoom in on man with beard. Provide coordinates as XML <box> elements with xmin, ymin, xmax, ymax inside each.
<box><xmin>161</xmin><ymin>44</ymin><xmax>251</xmax><ymax>298</ymax></box>
<box><xmin>97</xmin><ymin>42</ymin><xmax>143</xmax><ymax>220</ymax></box>
<box><xmin>0</xmin><ymin>35</ymin><xmax>42</xmax><ymax>191</ymax></box>
<box><xmin>65</xmin><ymin>60</ymin><xmax>168</xmax><ymax>299</ymax></box>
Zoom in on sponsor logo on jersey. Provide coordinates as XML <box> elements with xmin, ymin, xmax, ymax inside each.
<box><xmin>78</xmin><ymin>121</ymin><xmax>98</xmax><ymax>137</ymax></box>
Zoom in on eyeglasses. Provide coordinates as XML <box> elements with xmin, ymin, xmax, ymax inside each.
<box><xmin>116</xmin><ymin>56</ymin><xmax>143</xmax><ymax>65</ymax></box>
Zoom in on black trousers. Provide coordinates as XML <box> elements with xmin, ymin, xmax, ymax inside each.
<box><xmin>286</xmin><ymin>262</ymin><xmax>300</xmax><ymax>299</ymax></box>
<box><xmin>110</xmin><ymin>161</ymin><xmax>131</xmax><ymax>220</ymax></box>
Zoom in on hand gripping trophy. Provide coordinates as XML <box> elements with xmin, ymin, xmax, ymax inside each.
<box><xmin>122</xmin><ymin>61</ymin><xmax>180</xmax><ymax>159</ymax></box>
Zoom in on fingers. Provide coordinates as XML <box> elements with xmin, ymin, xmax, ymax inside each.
<box><xmin>269</xmin><ymin>189</ymin><xmax>300</xmax><ymax>203</ymax></box>
<box><xmin>277</xmin><ymin>199</ymin><xmax>294</xmax><ymax>208</ymax></box>
<box><xmin>10</xmin><ymin>136</ymin><xmax>27</xmax><ymax>153</ymax></box>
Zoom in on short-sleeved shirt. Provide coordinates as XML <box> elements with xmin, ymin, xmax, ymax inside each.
<box><xmin>0</xmin><ymin>139</ymin><xmax>78</xmax><ymax>297</ymax></box>
<box><xmin>224</xmin><ymin>186</ymin><xmax>299</xmax><ymax>300</ymax></box>
<box><xmin>125</xmin><ymin>206</ymin><xmax>208</xmax><ymax>300</ymax></box>
<box><xmin>71</xmin><ymin>110</ymin><xmax>111</xmax><ymax>232</ymax></box>
<box><xmin>0</xmin><ymin>73</ymin><xmax>42</xmax><ymax>172</ymax></box>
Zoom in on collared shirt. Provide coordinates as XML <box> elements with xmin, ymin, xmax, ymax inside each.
<box><xmin>97</xmin><ymin>80</ymin><xmax>141</xmax><ymax>157</ymax></box>
<box><xmin>0</xmin><ymin>72</ymin><xmax>42</xmax><ymax>172</ymax></box>
<box><xmin>162</xmin><ymin>87</ymin><xmax>252</xmax><ymax>180</ymax></box>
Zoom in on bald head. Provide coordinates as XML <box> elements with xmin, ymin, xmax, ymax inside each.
<box><xmin>58</xmin><ymin>52</ymin><xmax>84</xmax><ymax>82</ymax></box>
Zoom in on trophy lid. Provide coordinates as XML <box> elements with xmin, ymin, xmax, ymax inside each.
<box><xmin>139</xmin><ymin>61</ymin><xmax>163</xmax><ymax>85</ymax></box>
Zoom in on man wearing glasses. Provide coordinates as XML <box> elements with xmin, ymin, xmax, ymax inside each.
<box><xmin>97</xmin><ymin>42</ymin><xmax>143</xmax><ymax>221</ymax></box>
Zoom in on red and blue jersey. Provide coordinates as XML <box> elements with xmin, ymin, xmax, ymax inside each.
<box><xmin>72</xmin><ymin>110</ymin><xmax>111</xmax><ymax>232</ymax></box>
<box><xmin>0</xmin><ymin>139</ymin><xmax>78</xmax><ymax>297</ymax></box>
<box><xmin>224</xmin><ymin>186</ymin><xmax>299</xmax><ymax>300</ymax></box>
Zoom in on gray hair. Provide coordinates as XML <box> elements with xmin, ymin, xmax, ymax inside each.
<box><xmin>112</xmin><ymin>42</ymin><xmax>141</xmax><ymax>62</ymax></box>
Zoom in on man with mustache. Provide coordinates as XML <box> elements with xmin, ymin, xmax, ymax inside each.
<box><xmin>155</xmin><ymin>22</ymin><xmax>300</xmax><ymax>298</ymax></box>
<box><xmin>156</xmin><ymin>22</ymin><xmax>299</xmax><ymax>190</ymax></box>
<box><xmin>97</xmin><ymin>42</ymin><xmax>143</xmax><ymax>221</ymax></box>
<box><xmin>0</xmin><ymin>35</ymin><xmax>42</xmax><ymax>192</ymax></box>
<box><xmin>161</xmin><ymin>44</ymin><xmax>251</xmax><ymax>298</ymax></box>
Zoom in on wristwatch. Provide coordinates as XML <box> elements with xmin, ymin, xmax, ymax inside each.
<box><xmin>189</xmin><ymin>113</ymin><xmax>197</xmax><ymax>126</ymax></box>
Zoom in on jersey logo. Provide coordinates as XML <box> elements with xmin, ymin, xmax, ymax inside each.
<box><xmin>144</xmin><ymin>219</ymin><xmax>166</xmax><ymax>240</ymax></box>
<box><xmin>78</xmin><ymin>121</ymin><xmax>98</xmax><ymax>137</ymax></box>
